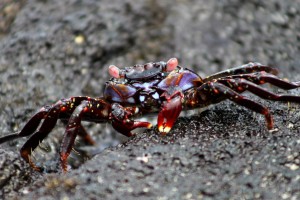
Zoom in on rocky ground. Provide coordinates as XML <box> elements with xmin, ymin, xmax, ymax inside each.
<box><xmin>0</xmin><ymin>0</ymin><xmax>300</xmax><ymax>199</ymax></box>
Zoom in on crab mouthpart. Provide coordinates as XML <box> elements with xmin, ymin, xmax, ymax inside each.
<box><xmin>157</xmin><ymin>95</ymin><xmax>182</xmax><ymax>134</ymax></box>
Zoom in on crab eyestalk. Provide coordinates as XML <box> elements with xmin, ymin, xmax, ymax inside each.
<box><xmin>165</xmin><ymin>57</ymin><xmax>178</xmax><ymax>72</ymax></box>
<box><xmin>109</xmin><ymin>65</ymin><xmax>124</xmax><ymax>79</ymax></box>
<box><xmin>108</xmin><ymin>58</ymin><xmax>178</xmax><ymax>79</ymax></box>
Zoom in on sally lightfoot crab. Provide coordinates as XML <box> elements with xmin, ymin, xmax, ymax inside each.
<box><xmin>1</xmin><ymin>58</ymin><xmax>300</xmax><ymax>172</ymax></box>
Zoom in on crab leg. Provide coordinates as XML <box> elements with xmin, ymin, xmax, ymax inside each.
<box><xmin>217</xmin><ymin>78</ymin><xmax>300</xmax><ymax>103</ymax></box>
<box><xmin>61</xmin><ymin>119</ymin><xmax>95</xmax><ymax>145</ymax></box>
<box><xmin>197</xmin><ymin>82</ymin><xmax>274</xmax><ymax>129</ymax></box>
<box><xmin>203</xmin><ymin>63</ymin><xmax>278</xmax><ymax>82</ymax></box>
<box><xmin>0</xmin><ymin>107</ymin><xmax>50</xmax><ymax>144</ymax></box>
<box><xmin>59</xmin><ymin>98</ymin><xmax>115</xmax><ymax>171</ymax></box>
<box><xmin>0</xmin><ymin>96</ymin><xmax>91</xmax><ymax>145</ymax></box>
<box><xmin>60</xmin><ymin>100</ymin><xmax>151</xmax><ymax>171</ymax></box>
<box><xmin>1</xmin><ymin>94</ymin><xmax>152</xmax><ymax>171</ymax></box>
<box><xmin>2</xmin><ymin>96</ymin><xmax>93</xmax><ymax>171</ymax></box>
<box><xmin>20</xmin><ymin>101</ymin><xmax>62</xmax><ymax>171</ymax></box>
<box><xmin>218</xmin><ymin>72</ymin><xmax>300</xmax><ymax>90</ymax></box>
<box><xmin>60</xmin><ymin>100</ymin><xmax>92</xmax><ymax>172</ymax></box>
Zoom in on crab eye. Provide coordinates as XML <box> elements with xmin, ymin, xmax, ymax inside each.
<box><xmin>166</xmin><ymin>58</ymin><xmax>178</xmax><ymax>72</ymax></box>
<box><xmin>108</xmin><ymin>65</ymin><xmax>120</xmax><ymax>78</ymax></box>
<box><xmin>144</xmin><ymin>63</ymin><xmax>153</xmax><ymax>70</ymax></box>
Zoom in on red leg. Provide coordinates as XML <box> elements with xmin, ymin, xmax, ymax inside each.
<box><xmin>20</xmin><ymin>103</ymin><xmax>62</xmax><ymax>171</ymax></box>
<box><xmin>203</xmin><ymin>63</ymin><xmax>278</xmax><ymax>82</ymax></box>
<box><xmin>1</xmin><ymin>97</ymin><xmax>90</xmax><ymax>171</ymax></box>
<box><xmin>157</xmin><ymin>86</ymin><xmax>184</xmax><ymax>134</ymax></box>
<box><xmin>60</xmin><ymin>100</ymin><xmax>152</xmax><ymax>172</ymax></box>
<box><xmin>60</xmin><ymin>101</ymin><xmax>89</xmax><ymax>172</ymax></box>
<box><xmin>217</xmin><ymin>78</ymin><xmax>300</xmax><ymax>103</ymax></box>
<box><xmin>0</xmin><ymin>106</ymin><xmax>51</xmax><ymax>144</ymax></box>
<box><xmin>61</xmin><ymin>119</ymin><xmax>95</xmax><ymax>145</ymax></box>
<box><xmin>110</xmin><ymin>103</ymin><xmax>152</xmax><ymax>137</ymax></box>
<box><xmin>219</xmin><ymin>72</ymin><xmax>300</xmax><ymax>90</ymax></box>
<box><xmin>197</xmin><ymin>82</ymin><xmax>274</xmax><ymax>129</ymax></box>
<box><xmin>0</xmin><ymin>96</ymin><xmax>91</xmax><ymax>145</ymax></box>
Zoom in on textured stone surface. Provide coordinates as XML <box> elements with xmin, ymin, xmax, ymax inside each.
<box><xmin>0</xmin><ymin>0</ymin><xmax>299</xmax><ymax>199</ymax></box>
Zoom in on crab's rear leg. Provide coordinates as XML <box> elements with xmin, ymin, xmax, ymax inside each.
<box><xmin>203</xmin><ymin>63</ymin><xmax>278</xmax><ymax>82</ymax></box>
<box><xmin>4</xmin><ymin>97</ymin><xmax>89</xmax><ymax>171</ymax></box>
<box><xmin>219</xmin><ymin>72</ymin><xmax>300</xmax><ymax>90</ymax></box>
<box><xmin>20</xmin><ymin>101</ymin><xmax>64</xmax><ymax>171</ymax></box>
<box><xmin>0</xmin><ymin>106</ymin><xmax>50</xmax><ymax>144</ymax></box>
<box><xmin>218</xmin><ymin>78</ymin><xmax>300</xmax><ymax>103</ymax></box>
<box><xmin>0</xmin><ymin>96</ymin><xmax>91</xmax><ymax>145</ymax></box>
<box><xmin>197</xmin><ymin>82</ymin><xmax>274</xmax><ymax>129</ymax></box>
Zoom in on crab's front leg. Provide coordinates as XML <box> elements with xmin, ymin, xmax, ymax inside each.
<box><xmin>60</xmin><ymin>99</ymin><xmax>152</xmax><ymax>171</ymax></box>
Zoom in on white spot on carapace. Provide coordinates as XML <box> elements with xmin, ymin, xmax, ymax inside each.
<box><xmin>127</xmin><ymin>97</ymin><xmax>135</xmax><ymax>104</ymax></box>
<box><xmin>152</xmin><ymin>92</ymin><xmax>159</xmax><ymax>100</ymax></box>
<box><xmin>139</xmin><ymin>95</ymin><xmax>145</xmax><ymax>102</ymax></box>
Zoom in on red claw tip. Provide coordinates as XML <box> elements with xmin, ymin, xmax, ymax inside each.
<box><xmin>108</xmin><ymin>65</ymin><xmax>120</xmax><ymax>78</ymax></box>
<box><xmin>166</xmin><ymin>58</ymin><xmax>178</xmax><ymax>72</ymax></box>
<box><xmin>158</xmin><ymin>124</ymin><xmax>171</xmax><ymax>135</ymax></box>
<box><xmin>157</xmin><ymin>95</ymin><xmax>182</xmax><ymax>135</ymax></box>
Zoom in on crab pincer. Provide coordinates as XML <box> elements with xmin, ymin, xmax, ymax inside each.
<box><xmin>157</xmin><ymin>87</ymin><xmax>184</xmax><ymax>134</ymax></box>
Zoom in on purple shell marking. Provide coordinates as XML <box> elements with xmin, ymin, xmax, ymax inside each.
<box><xmin>157</xmin><ymin>69</ymin><xmax>202</xmax><ymax>91</ymax></box>
<box><xmin>104</xmin><ymin>83</ymin><xmax>137</xmax><ymax>104</ymax></box>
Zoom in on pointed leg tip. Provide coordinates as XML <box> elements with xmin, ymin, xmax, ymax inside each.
<box><xmin>61</xmin><ymin>162</ymin><xmax>69</xmax><ymax>173</ymax></box>
<box><xmin>158</xmin><ymin>125</ymin><xmax>164</xmax><ymax>133</ymax></box>
<box><xmin>147</xmin><ymin>123</ymin><xmax>153</xmax><ymax>129</ymax></box>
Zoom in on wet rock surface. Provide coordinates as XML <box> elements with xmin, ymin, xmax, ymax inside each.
<box><xmin>0</xmin><ymin>0</ymin><xmax>300</xmax><ymax>199</ymax></box>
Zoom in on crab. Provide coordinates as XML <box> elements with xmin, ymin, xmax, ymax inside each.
<box><xmin>1</xmin><ymin>58</ymin><xmax>300</xmax><ymax>172</ymax></box>
<box><xmin>0</xmin><ymin>58</ymin><xmax>177</xmax><ymax>172</ymax></box>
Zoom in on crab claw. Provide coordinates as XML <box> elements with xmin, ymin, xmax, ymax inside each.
<box><xmin>157</xmin><ymin>87</ymin><xmax>183</xmax><ymax>134</ymax></box>
<box><xmin>110</xmin><ymin>103</ymin><xmax>152</xmax><ymax>137</ymax></box>
<box><xmin>112</xmin><ymin>120</ymin><xmax>152</xmax><ymax>137</ymax></box>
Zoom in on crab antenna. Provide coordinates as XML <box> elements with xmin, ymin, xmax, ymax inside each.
<box><xmin>108</xmin><ymin>65</ymin><xmax>121</xmax><ymax>78</ymax></box>
<box><xmin>166</xmin><ymin>58</ymin><xmax>178</xmax><ymax>72</ymax></box>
